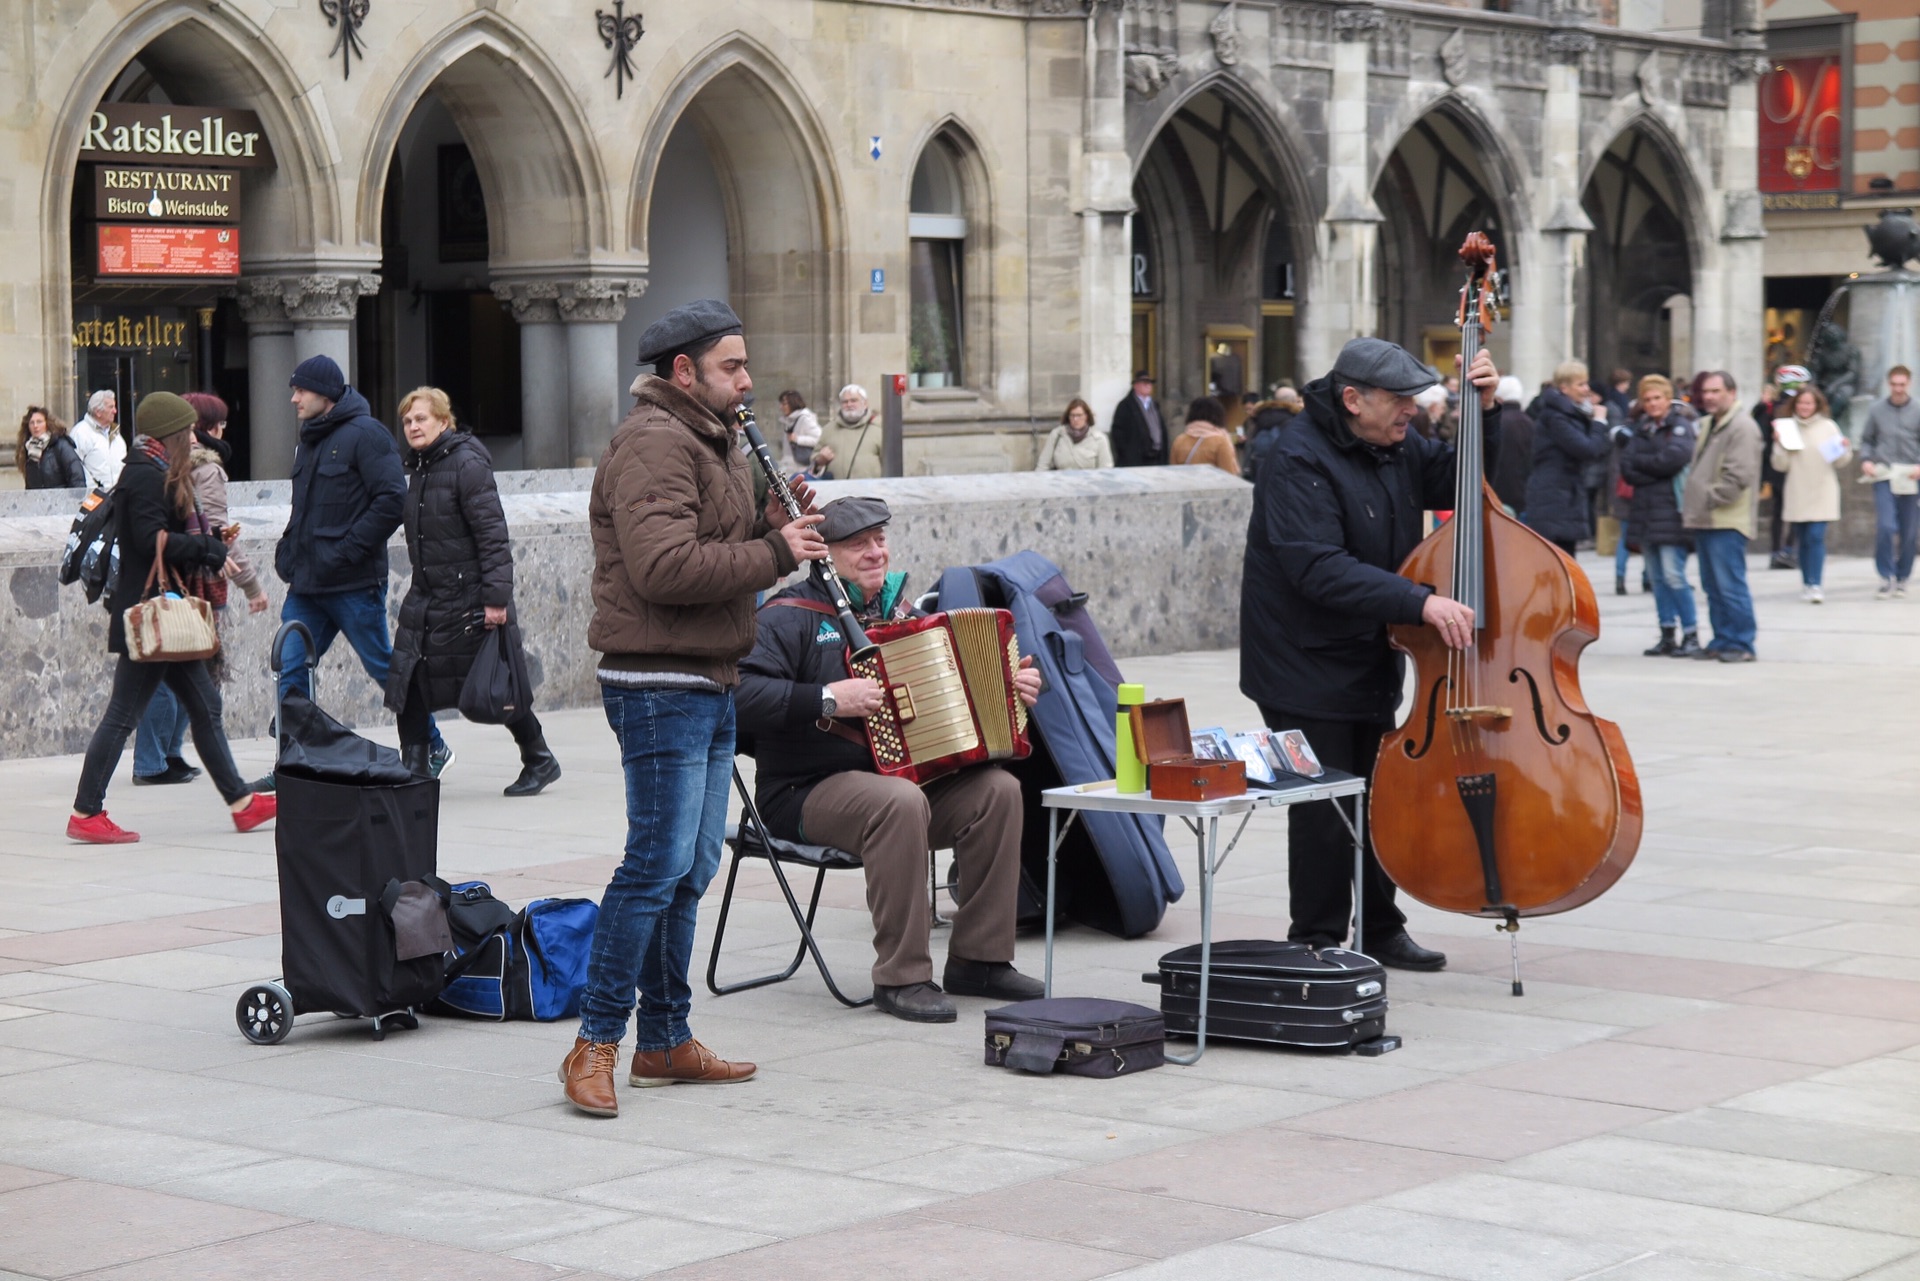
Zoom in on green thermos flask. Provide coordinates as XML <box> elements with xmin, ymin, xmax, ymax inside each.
<box><xmin>1116</xmin><ymin>683</ymin><xmax>1146</xmax><ymax>794</ymax></box>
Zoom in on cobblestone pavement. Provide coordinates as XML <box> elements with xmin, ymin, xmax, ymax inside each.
<box><xmin>1</xmin><ymin>551</ymin><xmax>1917</xmax><ymax>1280</ymax></box>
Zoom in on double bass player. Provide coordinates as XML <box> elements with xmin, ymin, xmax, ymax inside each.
<box><xmin>1239</xmin><ymin>337</ymin><xmax>1501</xmax><ymax>971</ymax></box>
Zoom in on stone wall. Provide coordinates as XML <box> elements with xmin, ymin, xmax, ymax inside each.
<box><xmin>0</xmin><ymin>467</ymin><xmax>1252</xmax><ymax>761</ymax></box>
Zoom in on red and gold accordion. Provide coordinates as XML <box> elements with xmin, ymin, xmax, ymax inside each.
<box><xmin>850</xmin><ymin>608</ymin><xmax>1031</xmax><ymax>785</ymax></box>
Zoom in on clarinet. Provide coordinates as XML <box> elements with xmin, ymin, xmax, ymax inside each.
<box><xmin>735</xmin><ymin>404</ymin><xmax>878</xmax><ymax>661</ymax></box>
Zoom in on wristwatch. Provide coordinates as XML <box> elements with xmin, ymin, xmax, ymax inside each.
<box><xmin>819</xmin><ymin>686</ymin><xmax>838</xmax><ymax>718</ymax></box>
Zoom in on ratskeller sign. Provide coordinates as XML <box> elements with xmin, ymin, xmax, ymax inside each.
<box><xmin>79</xmin><ymin>104</ymin><xmax>274</xmax><ymax>167</ymax></box>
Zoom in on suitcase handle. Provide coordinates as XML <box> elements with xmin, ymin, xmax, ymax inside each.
<box><xmin>1140</xmin><ymin>972</ymin><xmax>1164</xmax><ymax>987</ymax></box>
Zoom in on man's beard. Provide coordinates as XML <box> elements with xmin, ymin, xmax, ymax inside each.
<box><xmin>690</xmin><ymin>369</ymin><xmax>738</xmax><ymax>419</ymax></box>
<box><xmin>839</xmin><ymin>406</ymin><xmax>867</xmax><ymax>426</ymax></box>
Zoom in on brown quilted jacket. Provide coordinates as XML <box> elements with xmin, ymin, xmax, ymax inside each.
<box><xmin>587</xmin><ymin>377</ymin><xmax>797</xmax><ymax>687</ymax></box>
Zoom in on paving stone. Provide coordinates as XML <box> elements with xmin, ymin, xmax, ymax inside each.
<box><xmin>512</xmin><ymin>1217</ymin><xmax>778</xmax><ymax>1278</ymax></box>
<box><xmin>570</xmin><ymin>1157</ymin><xmax>943</xmax><ymax>1236</ymax></box>
<box><xmin>1249</xmin><ymin>1204</ymin><xmax>1640</xmax><ymax>1280</ymax></box>
<box><xmin>1783</xmin><ymin>1175</ymin><xmax>1920</xmax><ymax>1236</ymax></box>
<box><xmin>1621</xmin><ymin>1004</ymin><xmax>1920</xmax><ymax>1066</ymax></box>
<box><xmin>81</xmin><ymin>1221</ymin><xmax>587</xmax><ymax>1280</ymax></box>
<box><xmin>1467</xmin><ymin>1040</ymin><xmax>1808</xmax><ymax>1111</ymax></box>
<box><xmin>644</xmin><ymin>1214</ymin><xmax>1139</xmax><ymax>1281</ymax></box>
<box><xmin>1283</xmin><ymin>1080</ymin><xmax>1662</xmax><ymax>1159</ymax></box>
<box><xmin>1116</xmin><ymin>1242</ymin><xmax>1445</xmax><ymax>1279</ymax></box>
<box><xmin>1501</xmin><ymin>1134</ymin><xmax>1873</xmax><ymax>1213</ymax></box>
<box><xmin>0</xmin><ymin>1178</ymin><xmax>295</xmax><ymax>1278</ymax></box>
<box><xmin>0</xmin><ymin>1112</ymin><xmax>272</xmax><ymax>1186</ymax></box>
<box><xmin>922</xmin><ymin>1178</ymin><xmax>1281</xmax><ymax>1258</ymax></box>
<box><xmin>1630</xmin><ymin>1108</ymin><xmax>1920</xmax><ymax>1178</ymax></box>
<box><xmin>848</xmin><ymin>1143</ymin><xmax>1082</xmax><ymax>1194</ymax></box>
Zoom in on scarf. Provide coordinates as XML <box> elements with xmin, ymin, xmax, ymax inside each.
<box><xmin>23</xmin><ymin>435</ymin><xmax>47</xmax><ymax>463</ymax></box>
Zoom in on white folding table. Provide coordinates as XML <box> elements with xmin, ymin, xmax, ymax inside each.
<box><xmin>1039</xmin><ymin>770</ymin><xmax>1368</xmax><ymax>1064</ymax></box>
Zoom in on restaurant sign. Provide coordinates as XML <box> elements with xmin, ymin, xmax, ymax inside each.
<box><xmin>94</xmin><ymin>166</ymin><xmax>240</xmax><ymax>223</ymax></box>
<box><xmin>79</xmin><ymin>104</ymin><xmax>274</xmax><ymax>168</ymax></box>
<box><xmin>97</xmin><ymin>225</ymin><xmax>241</xmax><ymax>278</ymax></box>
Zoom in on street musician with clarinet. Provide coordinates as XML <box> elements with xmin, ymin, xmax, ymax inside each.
<box><xmin>737</xmin><ymin>494</ymin><xmax>1047</xmax><ymax>1024</ymax></box>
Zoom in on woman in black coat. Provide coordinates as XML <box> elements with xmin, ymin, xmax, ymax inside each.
<box><xmin>1522</xmin><ymin>361</ymin><xmax>1614</xmax><ymax>555</ymax></box>
<box><xmin>16</xmin><ymin>406</ymin><xmax>86</xmax><ymax>489</ymax></box>
<box><xmin>387</xmin><ymin>388</ymin><xmax>558</xmax><ymax>796</ymax></box>
<box><xmin>1619</xmin><ymin>374</ymin><xmax>1701</xmax><ymax>657</ymax></box>
<box><xmin>69</xmin><ymin>393</ymin><xmax>275</xmax><ymax>844</ymax></box>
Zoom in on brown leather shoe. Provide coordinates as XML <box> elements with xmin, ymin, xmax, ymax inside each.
<box><xmin>559</xmin><ymin>1037</ymin><xmax>620</xmax><ymax>1117</ymax></box>
<box><xmin>628</xmin><ymin>1037</ymin><xmax>756</xmax><ymax>1088</ymax></box>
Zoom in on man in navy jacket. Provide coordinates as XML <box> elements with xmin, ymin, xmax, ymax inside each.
<box><xmin>1239</xmin><ymin>338</ymin><xmax>1501</xmax><ymax>971</ymax></box>
<box><xmin>260</xmin><ymin>355</ymin><xmax>446</xmax><ymax>786</ymax></box>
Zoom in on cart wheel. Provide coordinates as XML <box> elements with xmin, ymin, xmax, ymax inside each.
<box><xmin>236</xmin><ymin>983</ymin><xmax>293</xmax><ymax>1045</ymax></box>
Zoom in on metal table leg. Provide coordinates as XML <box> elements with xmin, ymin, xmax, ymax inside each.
<box><xmin>1042</xmin><ymin>807</ymin><xmax>1079</xmax><ymax>998</ymax></box>
<box><xmin>1165</xmin><ymin>814</ymin><xmax>1219</xmax><ymax>1066</ymax></box>
<box><xmin>1328</xmin><ymin>793</ymin><xmax>1367</xmax><ymax>954</ymax></box>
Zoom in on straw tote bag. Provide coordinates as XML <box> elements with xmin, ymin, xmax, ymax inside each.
<box><xmin>124</xmin><ymin>530</ymin><xmax>220</xmax><ymax>662</ymax></box>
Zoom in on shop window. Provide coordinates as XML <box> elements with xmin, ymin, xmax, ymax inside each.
<box><xmin>908</xmin><ymin>135</ymin><xmax>967</xmax><ymax>390</ymax></box>
<box><xmin>1760</xmin><ymin>24</ymin><xmax>1848</xmax><ymax>205</ymax></box>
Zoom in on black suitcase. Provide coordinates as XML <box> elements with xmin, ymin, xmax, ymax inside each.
<box><xmin>984</xmin><ymin>997</ymin><xmax>1165</xmax><ymax>1077</ymax></box>
<box><xmin>1145</xmin><ymin>940</ymin><xmax>1388</xmax><ymax>1050</ymax></box>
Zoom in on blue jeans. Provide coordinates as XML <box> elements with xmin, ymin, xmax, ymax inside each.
<box><xmin>1650</xmin><ymin>544</ymin><xmax>1698</xmax><ymax>631</ymax></box>
<box><xmin>578</xmin><ymin>686</ymin><xmax>735</xmax><ymax>1048</ymax></box>
<box><xmin>1694</xmin><ymin>529</ymin><xmax>1756</xmax><ymax>655</ymax></box>
<box><xmin>1614</xmin><ymin>519</ymin><xmax>1632</xmax><ymax>580</ymax></box>
<box><xmin>1872</xmin><ymin>482</ymin><xmax>1919</xmax><ymax>583</ymax></box>
<box><xmin>1797</xmin><ymin>521</ymin><xmax>1828</xmax><ymax>588</ymax></box>
<box><xmin>133</xmin><ymin>682</ymin><xmax>188</xmax><ymax>777</ymax></box>
<box><xmin>275</xmin><ymin>587</ymin><xmax>440</xmax><ymax>750</ymax></box>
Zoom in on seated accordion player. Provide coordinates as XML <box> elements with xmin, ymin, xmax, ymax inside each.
<box><xmin>847</xmin><ymin>608</ymin><xmax>1030</xmax><ymax>785</ymax></box>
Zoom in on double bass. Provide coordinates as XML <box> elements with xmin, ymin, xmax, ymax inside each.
<box><xmin>1370</xmin><ymin>232</ymin><xmax>1641</xmax><ymax>994</ymax></box>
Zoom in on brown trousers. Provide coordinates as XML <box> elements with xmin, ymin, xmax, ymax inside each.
<box><xmin>800</xmin><ymin>765</ymin><xmax>1023</xmax><ymax>986</ymax></box>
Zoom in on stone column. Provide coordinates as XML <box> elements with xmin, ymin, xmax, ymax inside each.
<box><xmin>235</xmin><ymin>278</ymin><xmax>296</xmax><ymax>480</ymax></box>
<box><xmin>282</xmin><ymin>274</ymin><xmax>380</xmax><ymax>390</ymax></box>
<box><xmin>1303</xmin><ymin>5</ymin><xmax>1384</xmax><ymax>375</ymax></box>
<box><xmin>558</xmin><ymin>279</ymin><xmax>642</xmax><ymax>466</ymax></box>
<box><xmin>1720</xmin><ymin>47</ymin><xmax>1769</xmax><ymax>401</ymax></box>
<box><xmin>1080</xmin><ymin>0</ymin><xmax>1134</xmax><ymax>418</ymax></box>
<box><xmin>1526</xmin><ymin>31</ymin><xmax>1597</xmax><ymax>389</ymax></box>
<box><xmin>493</xmin><ymin>282</ymin><xmax>570</xmax><ymax>469</ymax></box>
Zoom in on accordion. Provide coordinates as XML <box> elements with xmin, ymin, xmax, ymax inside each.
<box><xmin>850</xmin><ymin>608</ymin><xmax>1031</xmax><ymax>786</ymax></box>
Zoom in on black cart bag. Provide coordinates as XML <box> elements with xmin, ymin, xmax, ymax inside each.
<box><xmin>984</xmin><ymin>997</ymin><xmax>1165</xmax><ymax>1077</ymax></box>
<box><xmin>1146</xmin><ymin>940</ymin><xmax>1387</xmax><ymax>1050</ymax></box>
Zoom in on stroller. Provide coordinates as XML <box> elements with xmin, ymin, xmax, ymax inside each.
<box><xmin>235</xmin><ymin>621</ymin><xmax>445</xmax><ymax>1045</ymax></box>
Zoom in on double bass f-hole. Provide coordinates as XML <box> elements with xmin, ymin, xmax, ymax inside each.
<box><xmin>1405</xmin><ymin>676</ymin><xmax>1446</xmax><ymax>760</ymax></box>
<box><xmin>1508</xmin><ymin>668</ymin><xmax>1571</xmax><ymax>746</ymax></box>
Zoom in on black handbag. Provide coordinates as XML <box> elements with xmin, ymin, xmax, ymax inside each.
<box><xmin>459</xmin><ymin>622</ymin><xmax>532</xmax><ymax>724</ymax></box>
<box><xmin>983</xmin><ymin>997</ymin><xmax>1165</xmax><ymax>1077</ymax></box>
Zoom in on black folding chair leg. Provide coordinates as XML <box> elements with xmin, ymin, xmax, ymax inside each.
<box><xmin>705</xmin><ymin>848</ymin><xmax>813</xmax><ymax>996</ymax></box>
<box><xmin>762</xmin><ymin>854</ymin><xmax>873</xmax><ymax>1009</ymax></box>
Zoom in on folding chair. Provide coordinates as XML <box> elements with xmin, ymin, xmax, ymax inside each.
<box><xmin>705</xmin><ymin>766</ymin><xmax>873</xmax><ymax>1008</ymax></box>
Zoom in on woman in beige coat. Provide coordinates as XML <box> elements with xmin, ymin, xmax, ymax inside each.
<box><xmin>1770</xmin><ymin>385</ymin><xmax>1852</xmax><ymax>603</ymax></box>
<box><xmin>1034</xmin><ymin>398</ymin><xmax>1115</xmax><ymax>471</ymax></box>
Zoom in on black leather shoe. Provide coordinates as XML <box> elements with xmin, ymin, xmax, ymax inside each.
<box><xmin>874</xmin><ymin>982</ymin><xmax>957</xmax><ymax>1023</ymax></box>
<box><xmin>134</xmin><ymin>759</ymin><xmax>199</xmax><ymax>786</ymax></box>
<box><xmin>248</xmin><ymin>772</ymin><xmax>277</xmax><ymax>794</ymax></box>
<box><xmin>504</xmin><ymin>737</ymin><xmax>562</xmax><ymax>797</ymax></box>
<box><xmin>165</xmin><ymin>756</ymin><xmax>202</xmax><ymax>782</ymax></box>
<box><xmin>401</xmin><ymin>744</ymin><xmax>433</xmax><ymax>778</ymax></box>
<box><xmin>1669</xmin><ymin>632</ymin><xmax>1703</xmax><ymax>659</ymax></box>
<box><xmin>943</xmin><ymin>957</ymin><xmax>1046</xmax><ymax>1001</ymax></box>
<box><xmin>1362</xmin><ymin>931</ymin><xmax>1447</xmax><ymax>971</ymax></box>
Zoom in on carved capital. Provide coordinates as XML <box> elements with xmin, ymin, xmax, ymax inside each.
<box><xmin>556</xmin><ymin>278</ymin><xmax>645</xmax><ymax>324</ymax></box>
<box><xmin>1725</xmin><ymin>51</ymin><xmax>1772</xmax><ymax>83</ymax></box>
<box><xmin>1333</xmin><ymin>5</ymin><xmax>1384</xmax><ymax>41</ymax></box>
<box><xmin>491</xmin><ymin>281</ymin><xmax>563</xmax><ymax>324</ymax></box>
<box><xmin>233</xmin><ymin>276</ymin><xmax>290</xmax><ymax>326</ymax></box>
<box><xmin>1544</xmin><ymin>28</ymin><xmax>1596</xmax><ymax>64</ymax></box>
<box><xmin>234</xmin><ymin>273</ymin><xmax>379</xmax><ymax>325</ymax></box>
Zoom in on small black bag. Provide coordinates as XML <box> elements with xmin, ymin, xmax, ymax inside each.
<box><xmin>459</xmin><ymin>622</ymin><xmax>532</xmax><ymax>725</ymax></box>
<box><xmin>983</xmin><ymin>997</ymin><xmax>1165</xmax><ymax>1077</ymax></box>
<box><xmin>1146</xmin><ymin>940</ymin><xmax>1387</xmax><ymax>1050</ymax></box>
<box><xmin>277</xmin><ymin>690</ymin><xmax>413</xmax><ymax>786</ymax></box>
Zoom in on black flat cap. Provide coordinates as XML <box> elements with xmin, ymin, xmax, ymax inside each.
<box><xmin>1132</xmin><ymin>369</ymin><xmax>1155</xmax><ymax>382</ymax></box>
<box><xmin>1332</xmin><ymin>337</ymin><xmax>1437</xmax><ymax>396</ymax></box>
<box><xmin>818</xmin><ymin>496</ymin><xmax>891</xmax><ymax>544</ymax></box>
<box><xmin>636</xmin><ymin>299</ymin><xmax>743</xmax><ymax>367</ymax></box>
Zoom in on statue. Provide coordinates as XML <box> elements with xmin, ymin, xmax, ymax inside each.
<box><xmin>1865</xmin><ymin>210</ymin><xmax>1920</xmax><ymax>271</ymax></box>
<box><xmin>1808</xmin><ymin>321</ymin><xmax>1863</xmax><ymax>410</ymax></box>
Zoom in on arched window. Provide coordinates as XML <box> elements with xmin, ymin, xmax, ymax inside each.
<box><xmin>908</xmin><ymin>134</ymin><xmax>967</xmax><ymax>389</ymax></box>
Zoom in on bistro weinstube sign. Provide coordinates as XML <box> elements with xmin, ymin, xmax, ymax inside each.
<box><xmin>94</xmin><ymin>166</ymin><xmax>240</xmax><ymax>223</ymax></box>
<box><xmin>79</xmin><ymin>103</ymin><xmax>273</xmax><ymax>168</ymax></box>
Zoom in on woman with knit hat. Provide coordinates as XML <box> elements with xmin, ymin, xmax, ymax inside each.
<box><xmin>68</xmin><ymin>392</ymin><xmax>276</xmax><ymax>844</ymax></box>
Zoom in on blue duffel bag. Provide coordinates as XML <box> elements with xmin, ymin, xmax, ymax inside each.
<box><xmin>430</xmin><ymin>881</ymin><xmax>598</xmax><ymax>1021</ymax></box>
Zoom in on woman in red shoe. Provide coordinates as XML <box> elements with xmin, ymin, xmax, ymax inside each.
<box><xmin>68</xmin><ymin>392</ymin><xmax>275</xmax><ymax>844</ymax></box>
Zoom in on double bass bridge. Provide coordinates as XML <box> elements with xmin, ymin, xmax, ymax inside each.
<box><xmin>1444</xmin><ymin>705</ymin><xmax>1511</xmax><ymax>723</ymax></box>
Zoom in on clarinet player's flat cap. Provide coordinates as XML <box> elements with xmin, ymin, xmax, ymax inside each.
<box><xmin>635</xmin><ymin>299</ymin><xmax>743</xmax><ymax>367</ymax></box>
<box><xmin>817</xmin><ymin>496</ymin><xmax>892</xmax><ymax>544</ymax></box>
<box><xmin>1331</xmin><ymin>337</ymin><xmax>1438</xmax><ymax>396</ymax></box>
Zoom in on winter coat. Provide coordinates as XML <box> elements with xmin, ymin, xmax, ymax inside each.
<box><xmin>1241</xmin><ymin>405</ymin><xmax>1294</xmax><ymax>485</ymax></box>
<box><xmin>69</xmin><ymin>414</ymin><xmax>126</xmax><ymax>491</ymax></box>
<box><xmin>1034</xmin><ymin>426</ymin><xmax>1114</xmax><ymax>471</ymax></box>
<box><xmin>588</xmin><ymin>375</ymin><xmax>797</xmax><ymax>688</ymax></box>
<box><xmin>383</xmin><ymin>429</ymin><xmax>514</xmax><ymax>714</ymax></box>
<box><xmin>1239</xmin><ymin>375</ymin><xmax>1499</xmax><ymax>723</ymax></box>
<box><xmin>105</xmin><ymin>445</ymin><xmax>227</xmax><ymax>656</ymax></box>
<box><xmin>737</xmin><ymin>571</ymin><xmax>918</xmax><ymax>838</ymax></box>
<box><xmin>1619</xmin><ymin>408</ymin><xmax>1696</xmax><ymax>549</ymax></box>
<box><xmin>812</xmin><ymin>410</ymin><xmax>884</xmax><ymax>480</ymax></box>
<box><xmin>26</xmin><ymin>433</ymin><xmax>85</xmax><ymax>489</ymax></box>
<box><xmin>1110</xmin><ymin>393</ymin><xmax>1170</xmax><ymax>467</ymax></box>
<box><xmin>1170</xmin><ymin>427</ymin><xmax>1241</xmax><ymax>476</ymax></box>
<box><xmin>1771</xmin><ymin>415</ymin><xmax>1852</xmax><ymax>524</ymax></box>
<box><xmin>1489</xmin><ymin>402</ymin><xmax>1534</xmax><ymax>512</ymax></box>
<box><xmin>274</xmin><ymin>388</ymin><xmax>406</xmax><ymax>596</ymax></box>
<box><xmin>1683</xmin><ymin>403</ymin><xmax>1762</xmax><ymax>537</ymax></box>
<box><xmin>188</xmin><ymin>445</ymin><xmax>262</xmax><ymax>603</ymax></box>
<box><xmin>1523</xmin><ymin>386</ymin><xmax>1613</xmax><ymax>545</ymax></box>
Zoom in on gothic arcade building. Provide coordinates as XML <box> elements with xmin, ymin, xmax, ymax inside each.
<box><xmin>7</xmin><ymin>0</ymin><xmax>1762</xmax><ymax>477</ymax></box>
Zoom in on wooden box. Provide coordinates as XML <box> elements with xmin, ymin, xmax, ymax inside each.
<box><xmin>1128</xmin><ymin>698</ymin><xmax>1246</xmax><ymax>802</ymax></box>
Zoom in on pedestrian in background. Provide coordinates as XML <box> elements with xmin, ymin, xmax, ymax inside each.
<box><xmin>777</xmin><ymin>390</ymin><xmax>820</xmax><ymax>471</ymax></box>
<box><xmin>1771</xmin><ymin>384</ymin><xmax>1850</xmax><ymax>604</ymax></box>
<box><xmin>1110</xmin><ymin>371</ymin><xmax>1169</xmax><ymax>467</ymax></box>
<box><xmin>810</xmin><ymin>384</ymin><xmax>883</xmax><ymax>480</ymax></box>
<box><xmin>1412</xmin><ymin>385</ymin><xmax>1453</xmax><ymax>442</ymax></box>
<box><xmin>1859</xmin><ymin>364</ymin><xmax>1920</xmax><ymax>599</ymax></box>
<box><xmin>1524</xmin><ymin>360</ymin><xmax>1613</xmax><ymax>557</ymax></box>
<box><xmin>16</xmin><ymin>407</ymin><xmax>84</xmax><ymax>490</ymax></box>
<box><xmin>1603</xmin><ymin>368</ymin><xmax>1634</xmax><ymax>420</ymax></box>
<box><xmin>387</xmin><ymin>387</ymin><xmax>560</xmax><ymax>795</ymax></box>
<box><xmin>70</xmin><ymin>389</ymin><xmax>126</xmax><ymax>491</ymax></box>
<box><xmin>1034</xmin><ymin>398</ymin><xmax>1113</xmax><ymax>471</ymax></box>
<box><xmin>1683</xmin><ymin>370</ymin><xmax>1761</xmax><ymax>662</ymax></box>
<box><xmin>1489</xmin><ymin>376</ymin><xmax>1533</xmax><ymax>515</ymax></box>
<box><xmin>1169</xmin><ymin>396</ymin><xmax>1240</xmax><ymax>476</ymax></box>
<box><xmin>67</xmin><ymin>393</ymin><xmax>275</xmax><ymax>845</ymax></box>
<box><xmin>1756</xmin><ymin>370</ymin><xmax>1799</xmax><ymax>571</ymax></box>
<box><xmin>1621</xmin><ymin>375</ymin><xmax>1700</xmax><ymax>657</ymax></box>
<box><xmin>1241</xmin><ymin>388</ymin><xmax>1301</xmax><ymax>485</ymax></box>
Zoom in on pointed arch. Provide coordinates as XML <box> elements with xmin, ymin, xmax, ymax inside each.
<box><xmin>354</xmin><ymin>12</ymin><xmax>608</xmax><ymax>265</ymax></box>
<box><xmin>904</xmin><ymin>117</ymin><xmax>996</xmax><ymax>392</ymax></box>
<box><xmin>1581</xmin><ymin>111</ymin><xmax>1707</xmax><ymax>379</ymax></box>
<box><xmin>1580</xmin><ymin>106</ymin><xmax>1715</xmax><ymax>273</ymax></box>
<box><xmin>1369</xmin><ymin>88</ymin><xmax>1535</xmax><ymax>246</ymax></box>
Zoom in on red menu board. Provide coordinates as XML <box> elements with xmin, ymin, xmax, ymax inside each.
<box><xmin>1759</xmin><ymin>55</ymin><xmax>1843</xmax><ymax>195</ymax></box>
<box><xmin>96</xmin><ymin>224</ymin><xmax>240</xmax><ymax>278</ymax></box>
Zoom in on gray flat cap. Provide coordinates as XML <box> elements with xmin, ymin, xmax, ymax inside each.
<box><xmin>1332</xmin><ymin>337</ymin><xmax>1437</xmax><ymax>396</ymax></box>
<box><xmin>635</xmin><ymin>299</ymin><xmax>743</xmax><ymax>367</ymax></box>
<box><xmin>818</xmin><ymin>496</ymin><xmax>892</xmax><ymax>544</ymax></box>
